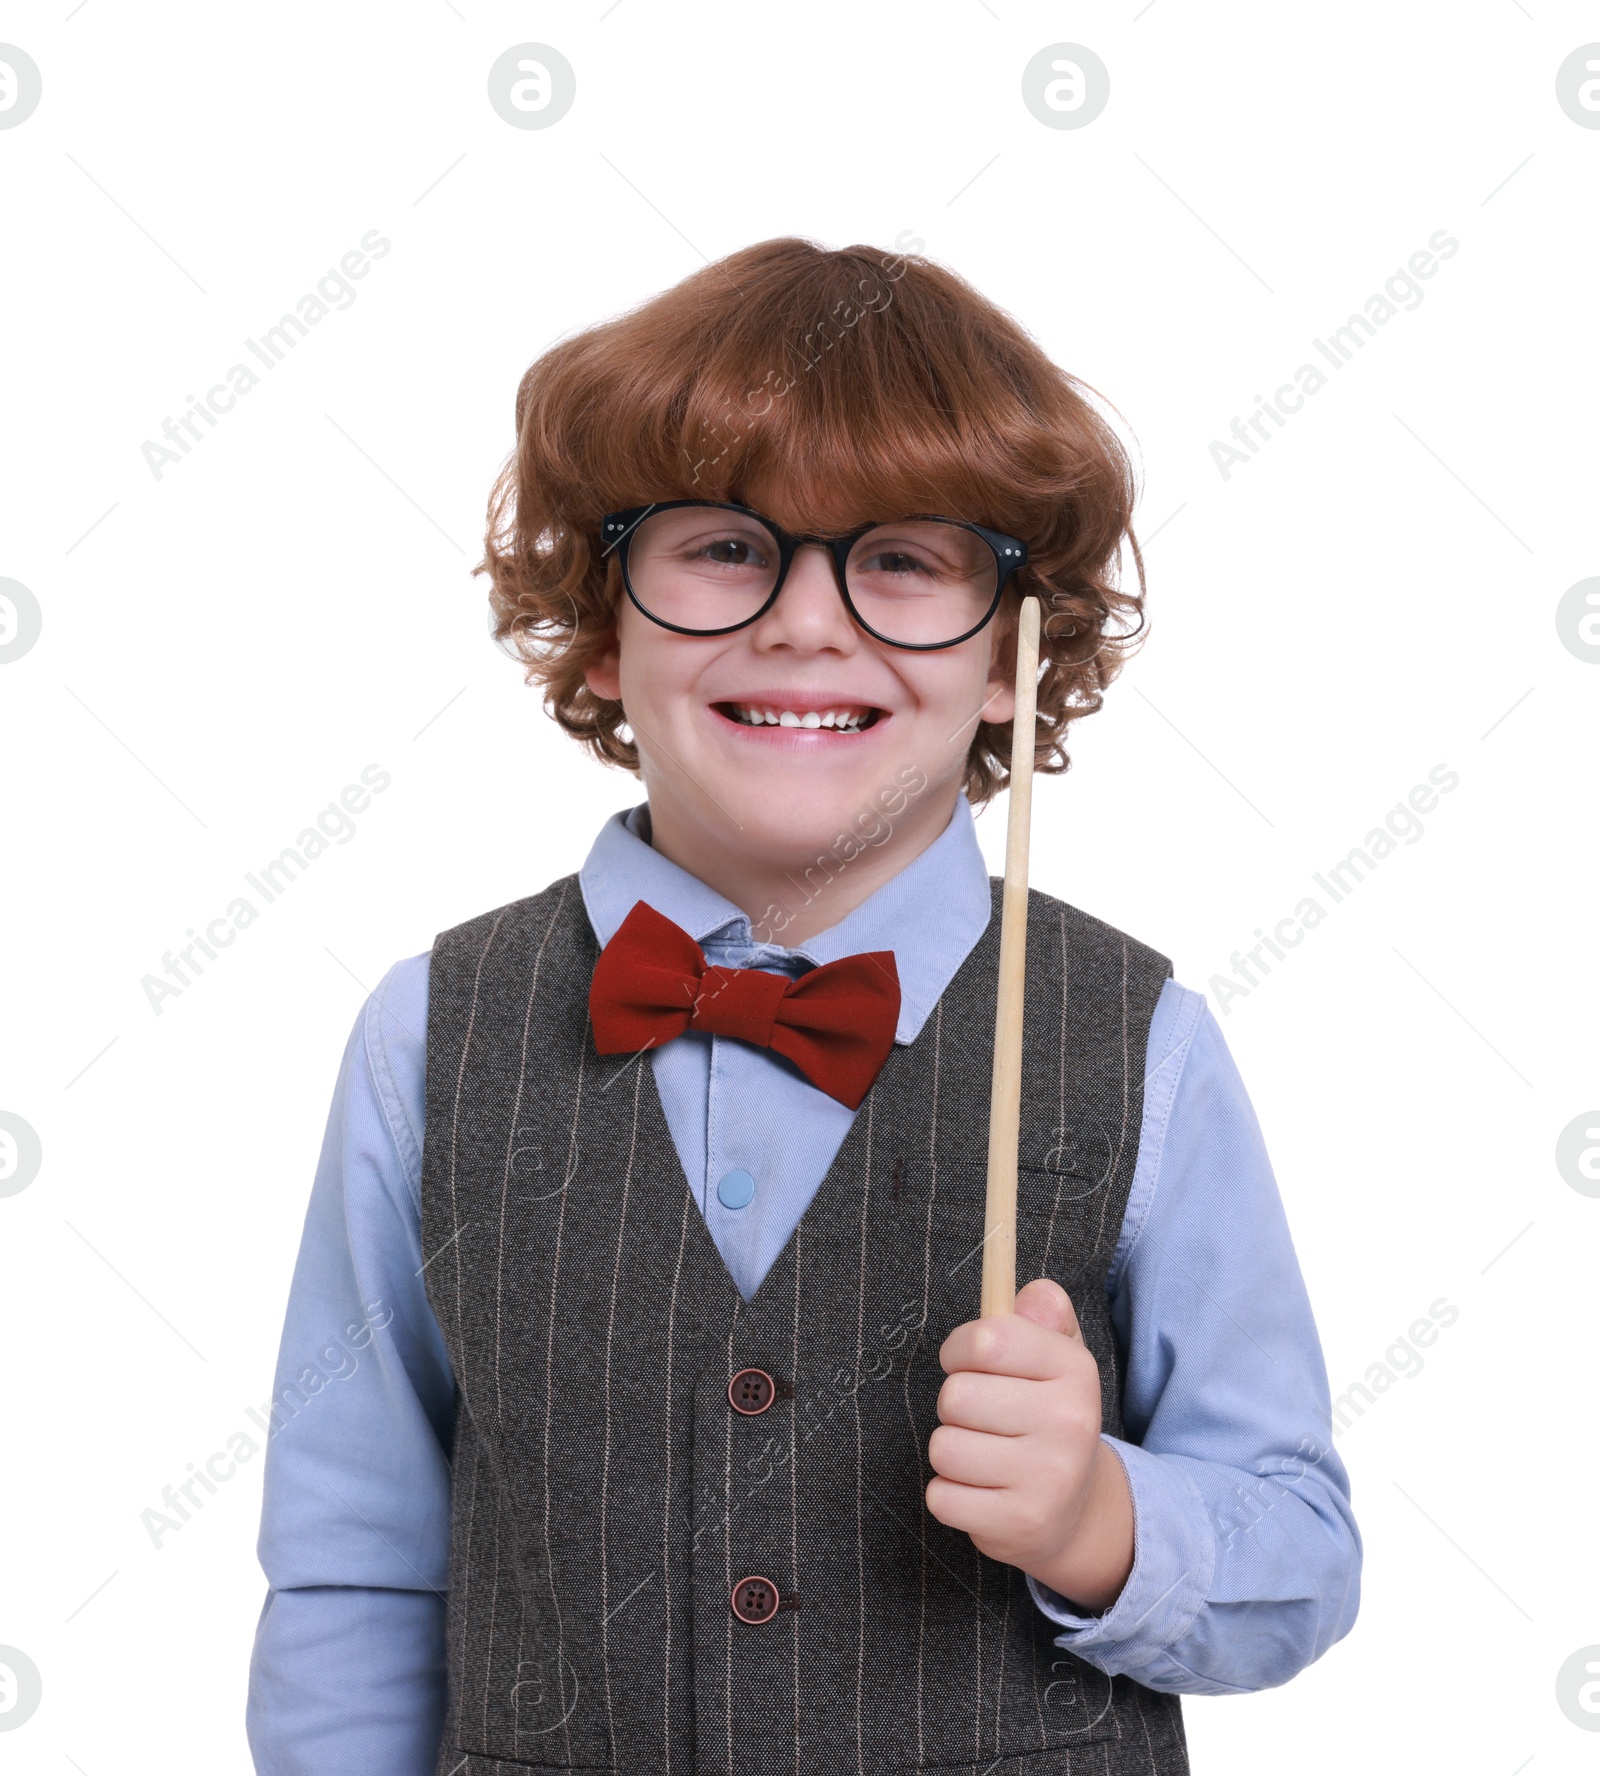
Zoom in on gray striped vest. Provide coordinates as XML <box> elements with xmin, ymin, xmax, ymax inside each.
<box><xmin>420</xmin><ymin>872</ymin><xmax>1190</xmax><ymax>1774</ymax></box>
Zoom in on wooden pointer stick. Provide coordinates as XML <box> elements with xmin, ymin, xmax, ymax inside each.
<box><xmin>981</xmin><ymin>595</ymin><xmax>1041</xmax><ymax>1320</ymax></box>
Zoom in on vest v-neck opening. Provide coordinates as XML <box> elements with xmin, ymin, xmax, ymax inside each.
<box><xmin>642</xmin><ymin>1024</ymin><xmax>883</xmax><ymax>1323</ymax></box>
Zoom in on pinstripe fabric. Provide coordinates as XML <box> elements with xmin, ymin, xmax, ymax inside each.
<box><xmin>421</xmin><ymin>874</ymin><xmax>1189</xmax><ymax>1774</ymax></box>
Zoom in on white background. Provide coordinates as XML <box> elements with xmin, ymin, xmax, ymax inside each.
<box><xmin>2</xmin><ymin>2</ymin><xmax>1597</xmax><ymax>1770</ymax></box>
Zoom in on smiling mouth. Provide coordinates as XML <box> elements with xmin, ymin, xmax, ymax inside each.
<box><xmin>713</xmin><ymin>701</ymin><xmax>886</xmax><ymax>733</ymax></box>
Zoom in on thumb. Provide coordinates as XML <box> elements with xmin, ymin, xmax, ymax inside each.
<box><xmin>1013</xmin><ymin>1276</ymin><xmax>1080</xmax><ymax>1338</ymax></box>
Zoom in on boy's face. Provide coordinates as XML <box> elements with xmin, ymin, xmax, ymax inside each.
<box><xmin>583</xmin><ymin>532</ymin><xmax>1018</xmax><ymax>881</ymax></box>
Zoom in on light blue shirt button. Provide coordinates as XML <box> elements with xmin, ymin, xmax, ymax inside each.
<box><xmin>716</xmin><ymin>1168</ymin><xmax>756</xmax><ymax>1210</ymax></box>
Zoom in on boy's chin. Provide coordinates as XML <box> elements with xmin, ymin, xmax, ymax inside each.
<box><xmin>722</xmin><ymin>778</ymin><xmax>927</xmax><ymax>866</ymax></box>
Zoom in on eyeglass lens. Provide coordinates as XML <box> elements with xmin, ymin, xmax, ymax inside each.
<box><xmin>622</xmin><ymin>506</ymin><xmax>999</xmax><ymax>646</ymax></box>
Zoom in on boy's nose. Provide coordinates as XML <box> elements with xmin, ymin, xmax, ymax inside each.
<box><xmin>752</xmin><ymin>544</ymin><xmax>857</xmax><ymax>648</ymax></box>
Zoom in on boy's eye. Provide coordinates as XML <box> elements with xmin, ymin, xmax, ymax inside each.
<box><xmin>695</xmin><ymin>536</ymin><xmax>767</xmax><ymax>568</ymax></box>
<box><xmin>858</xmin><ymin>548</ymin><xmax>936</xmax><ymax>578</ymax></box>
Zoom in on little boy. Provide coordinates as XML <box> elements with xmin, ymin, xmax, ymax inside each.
<box><xmin>247</xmin><ymin>237</ymin><xmax>1360</xmax><ymax>1775</ymax></box>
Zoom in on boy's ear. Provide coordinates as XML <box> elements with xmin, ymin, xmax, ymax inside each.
<box><xmin>585</xmin><ymin>634</ymin><xmax>622</xmax><ymax>702</ymax></box>
<box><xmin>982</xmin><ymin>619</ymin><xmax>1018</xmax><ymax>726</ymax></box>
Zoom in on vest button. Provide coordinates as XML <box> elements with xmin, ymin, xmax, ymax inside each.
<box><xmin>730</xmin><ymin>1575</ymin><xmax>780</xmax><ymax>1624</ymax></box>
<box><xmin>728</xmin><ymin>1367</ymin><xmax>776</xmax><ymax>1415</ymax></box>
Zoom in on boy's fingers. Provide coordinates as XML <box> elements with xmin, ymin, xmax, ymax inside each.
<box><xmin>936</xmin><ymin>1371</ymin><xmax>1048</xmax><ymax>1435</ymax></box>
<box><xmin>925</xmin><ymin>1473</ymin><xmax>1002</xmax><ymax>1539</ymax></box>
<box><xmin>1014</xmin><ymin>1276</ymin><xmax>1080</xmax><ymax>1338</ymax></box>
<box><xmin>938</xmin><ymin>1282</ymin><xmax>1085</xmax><ymax>1378</ymax></box>
<box><xmin>927</xmin><ymin>1423</ymin><xmax>1017</xmax><ymax>1489</ymax></box>
<box><xmin>938</xmin><ymin>1318</ymin><xmax>1075</xmax><ymax>1380</ymax></box>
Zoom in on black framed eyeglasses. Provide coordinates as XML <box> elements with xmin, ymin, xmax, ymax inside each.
<box><xmin>598</xmin><ymin>500</ymin><xmax>1029</xmax><ymax>651</ymax></box>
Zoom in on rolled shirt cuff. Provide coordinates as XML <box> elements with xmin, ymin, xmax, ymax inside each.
<box><xmin>1025</xmin><ymin>1434</ymin><xmax>1215</xmax><ymax>1691</ymax></box>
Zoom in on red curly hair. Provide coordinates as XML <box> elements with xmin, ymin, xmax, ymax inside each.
<box><xmin>476</xmin><ymin>235</ymin><xmax>1148</xmax><ymax>808</ymax></box>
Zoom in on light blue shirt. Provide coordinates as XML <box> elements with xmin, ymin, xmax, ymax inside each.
<box><xmin>246</xmin><ymin>795</ymin><xmax>1360</xmax><ymax>1774</ymax></box>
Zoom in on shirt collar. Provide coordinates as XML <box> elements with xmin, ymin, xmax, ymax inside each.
<box><xmin>577</xmin><ymin>792</ymin><xmax>993</xmax><ymax>1044</ymax></box>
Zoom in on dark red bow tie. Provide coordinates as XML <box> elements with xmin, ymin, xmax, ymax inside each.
<box><xmin>589</xmin><ymin>900</ymin><xmax>900</xmax><ymax>1110</ymax></box>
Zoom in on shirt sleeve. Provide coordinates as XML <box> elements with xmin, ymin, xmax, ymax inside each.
<box><xmin>1025</xmin><ymin>979</ymin><xmax>1362</xmax><ymax>1694</ymax></box>
<box><xmin>246</xmin><ymin>952</ymin><xmax>455</xmax><ymax>1774</ymax></box>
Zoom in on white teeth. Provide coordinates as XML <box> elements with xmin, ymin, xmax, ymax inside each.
<box><xmin>728</xmin><ymin>702</ymin><xmax>875</xmax><ymax>730</ymax></box>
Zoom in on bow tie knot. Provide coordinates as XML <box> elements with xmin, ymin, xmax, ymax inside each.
<box><xmin>690</xmin><ymin>964</ymin><xmax>793</xmax><ymax>1047</ymax></box>
<box><xmin>589</xmin><ymin>900</ymin><xmax>901</xmax><ymax>1110</ymax></box>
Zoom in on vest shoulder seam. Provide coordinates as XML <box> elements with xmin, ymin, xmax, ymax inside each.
<box><xmin>994</xmin><ymin>877</ymin><xmax>1175</xmax><ymax>979</ymax></box>
<box><xmin>430</xmin><ymin>871</ymin><xmax>584</xmax><ymax>955</ymax></box>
